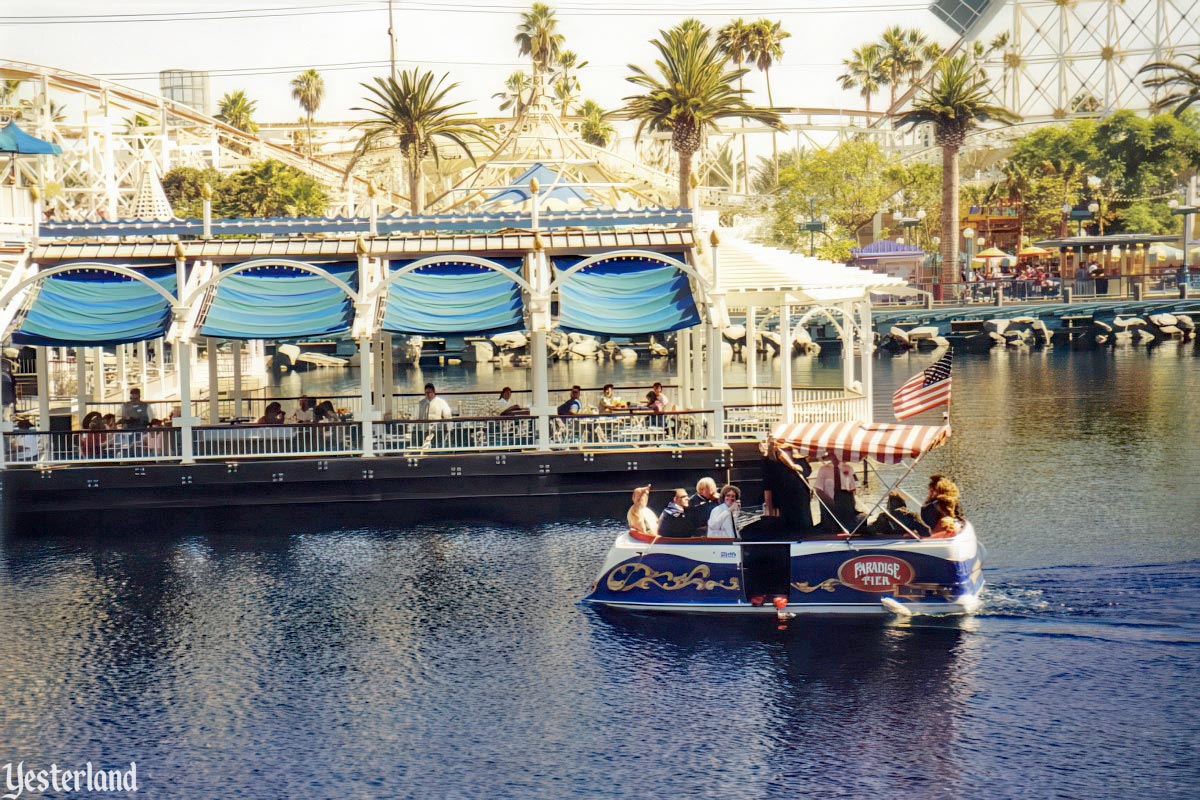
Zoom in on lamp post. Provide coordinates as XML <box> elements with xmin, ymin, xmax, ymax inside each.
<box><xmin>1169</xmin><ymin>198</ymin><xmax>1197</xmax><ymax>288</ymax></box>
<box><xmin>798</xmin><ymin>199</ymin><xmax>828</xmax><ymax>257</ymax></box>
<box><xmin>963</xmin><ymin>226</ymin><xmax>976</xmax><ymax>280</ymax></box>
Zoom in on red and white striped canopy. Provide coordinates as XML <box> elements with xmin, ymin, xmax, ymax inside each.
<box><xmin>770</xmin><ymin>421</ymin><xmax>951</xmax><ymax>464</ymax></box>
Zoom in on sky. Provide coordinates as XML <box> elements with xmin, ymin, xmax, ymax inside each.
<box><xmin>0</xmin><ymin>0</ymin><xmax>956</xmax><ymax>123</ymax></box>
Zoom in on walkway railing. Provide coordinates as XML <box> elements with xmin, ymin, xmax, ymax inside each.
<box><xmin>192</xmin><ymin>423</ymin><xmax>363</xmax><ymax>459</ymax></box>
<box><xmin>375</xmin><ymin>416</ymin><xmax>537</xmax><ymax>454</ymax></box>
<box><xmin>549</xmin><ymin>410</ymin><xmax>713</xmax><ymax>449</ymax></box>
<box><xmin>3</xmin><ymin>428</ymin><xmax>183</xmax><ymax>465</ymax></box>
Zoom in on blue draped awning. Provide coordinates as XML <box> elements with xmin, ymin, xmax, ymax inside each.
<box><xmin>554</xmin><ymin>253</ymin><xmax>701</xmax><ymax>335</ymax></box>
<box><xmin>382</xmin><ymin>257</ymin><xmax>524</xmax><ymax>335</ymax></box>
<box><xmin>198</xmin><ymin>262</ymin><xmax>357</xmax><ymax>340</ymax></box>
<box><xmin>13</xmin><ymin>265</ymin><xmax>177</xmax><ymax>346</ymax></box>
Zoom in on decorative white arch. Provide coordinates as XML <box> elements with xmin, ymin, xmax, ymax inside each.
<box><xmin>0</xmin><ymin>262</ymin><xmax>180</xmax><ymax>311</ymax></box>
<box><xmin>186</xmin><ymin>258</ymin><xmax>361</xmax><ymax>306</ymax></box>
<box><xmin>368</xmin><ymin>253</ymin><xmax>535</xmax><ymax>303</ymax></box>
<box><xmin>546</xmin><ymin>249</ymin><xmax>710</xmax><ymax>302</ymax></box>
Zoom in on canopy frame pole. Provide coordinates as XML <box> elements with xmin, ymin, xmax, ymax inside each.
<box><xmin>206</xmin><ymin>338</ymin><xmax>219</xmax><ymax>424</ymax></box>
<box><xmin>177</xmin><ymin>339</ymin><xmax>194</xmax><ymax>464</ymax></box>
<box><xmin>745</xmin><ymin>305</ymin><xmax>757</xmax><ymax>398</ymax></box>
<box><xmin>75</xmin><ymin>348</ymin><xmax>87</xmax><ymax>425</ymax></box>
<box><xmin>846</xmin><ymin>454</ymin><xmax>928</xmax><ymax>541</ymax></box>
<box><xmin>780</xmin><ymin>303</ymin><xmax>793</xmax><ymax>423</ymax></box>
<box><xmin>35</xmin><ymin>345</ymin><xmax>49</xmax><ymax>430</ymax></box>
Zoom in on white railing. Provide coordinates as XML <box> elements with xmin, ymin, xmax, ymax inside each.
<box><xmin>792</xmin><ymin>394</ymin><xmax>869</xmax><ymax>423</ymax></box>
<box><xmin>375</xmin><ymin>416</ymin><xmax>539</xmax><ymax>454</ymax></box>
<box><xmin>4</xmin><ymin>427</ymin><xmax>183</xmax><ymax>465</ymax></box>
<box><xmin>724</xmin><ymin>405</ymin><xmax>779</xmax><ymax>440</ymax></box>
<box><xmin>549</xmin><ymin>410</ymin><xmax>713</xmax><ymax>449</ymax></box>
<box><xmin>192</xmin><ymin>423</ymin><xmax>363</xmax><ymax>459</ymax></box>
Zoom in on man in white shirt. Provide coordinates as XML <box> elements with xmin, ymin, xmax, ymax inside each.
<box><xmin>292</xmin><ymin>395</ymin><xmax>315</xmax><ymax>423</ymax></box>
<box><xmin>417</xmin><ymin>383</ymin><xmax>453</xmax><ymax>420</ymax></box>
<box><xmin>815</xmin><ymin>451</ymin><xmax>858</xmax><ymax>507</ymax></box>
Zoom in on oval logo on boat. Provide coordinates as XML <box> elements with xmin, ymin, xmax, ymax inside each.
<box><xmin>837</xmin><ymin>555</ymin><xmax>915</xmax><ymax>593</ymax></box>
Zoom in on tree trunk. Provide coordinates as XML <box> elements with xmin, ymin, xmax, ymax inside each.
<box><xmin>766</xmin><ymin>68</ymin><xmax>779</xmax><ymax>185</ymax></box>
<box><xmin>408</xmin><ymin>150</ymin><xmax>423</xmax><ymax>215</ymax></box>
<box><xmin>940</xmin><ymin>142</ymin><xmax>960</xmax><ymax>295</ymax></box>
<box><xmin>306</xmin><ymin>112</ymin><xmax>314</xmax><ymax>160</ymax></box>
<box><xmin>678</xmin><ymin>148</ymin><xmax>693</xmax><ymax>210</ymax></box>
<box><xmin>738</xmin><ymin>69</ymin><xmax>749</xmax><ymax>196</ymax></box>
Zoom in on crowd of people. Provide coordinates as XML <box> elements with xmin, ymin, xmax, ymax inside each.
<box><xmin>624</xmin><ymin>441</ymin><xmax>967</xmax><ymax>541</ymax></box>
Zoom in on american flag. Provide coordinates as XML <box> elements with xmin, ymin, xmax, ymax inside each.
<box><xmin>892</xmin><ymin>352</ymin><xmax>953</xmax><ymax>420</ymax></box>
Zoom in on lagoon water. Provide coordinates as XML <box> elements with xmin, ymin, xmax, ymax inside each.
<box><xmin>2</xmin><ymin>345</ymin><xmax>1198</xmax><ymax>798</ymax></box>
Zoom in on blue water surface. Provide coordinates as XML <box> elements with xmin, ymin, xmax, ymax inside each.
<box><xmin>1</xmin><ymin>345</ymin><xmax>1198</xmax><ymax>799</ymax></box>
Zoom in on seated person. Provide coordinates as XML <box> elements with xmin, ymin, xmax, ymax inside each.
<box><xmin>686</xmin><ymin>477</ymin><xmax>720</xmax><ymax>535</ymax></box>
<box><xmin>490</xmin><ymin>386</ymin><xmax>526</xmax><ymax>417</ymax></box>
<box><xmin>418</xmin><ymin>384</ymin><xmax>453</xmax><ymax>420</ymax></box>
<box><xmin>292</xmin><ymin>395</ymin><xmax>315</xmax><ymax>423</ymax></box>
<box><xmin>556</xmin><ymin>385</ymin><xmax>583</xmax><ymax>416</ymax></box>
<box><xmin>928</xmin><ymin>494</ymin><xmax>963</xmax><ymax>538</ymax></box>
<box><xmin>657</xmin><ymin>488</ymin><xmax>693</xmax><ymax>537</ymax></box>
<box><xmin>651</xmin><ymin>382</ymin><xmax>670</xmax><ymax>409</ymax></box>
<box><xmin>706</xmin><ymin>484</ymin><xmax>741</xmax><ymax>538</ymax></box>
<box><xmin>81</xmin><ymin>411</ymin><xmax>102</xmax><ymax>431</ymax></box>
<box><xmin>102</xmin><ymin>413</ymin><xmax>118</xmax><ymax>430</ymax></box>
<box><xmin>921</xmin><ymin>475</ymin><xmax>965</xmax><ymax>530</ymax></box>
<box><xmin>627</xmin><ymin>484</ymin><xmax>658</xmax><ymax>536</ymax></box>
<box><xmin>258</xmin><ymin>401</ymin><xmax>286</xmax><ymax>425</ymax></box>
<box><xmin>140</xmin><ymin>419</ymin><xmax>167</xmax><ymax>455</ymax></box>
<box><xmin>80</xmin><ymin>417</ymin><xmax>109</xmax><ymax>457</ymax></box>
<box><xmin>9</xmin><ymin>418</ymin><xmax>38</xmax><ymax>461</ymax></box>
<box><xmin>312</xmin><ymin>400</ymin><xmax>339</xmax><ymax>422</ymax></box>
<box><xmin>598</xmin><ymin>384</ymin><xmax>622</xmax><ymax>412</ymax></box>
<box><xmin>826</xmin><ymin>489</ymin><xmax>867</xmax><ymax>535</ymax></box>
<box><xmin>643</xmin><ymin>391</ymin><xmax>665</xmax><ymax>413</ymax></box>
<box><xmin>869</xmin><ymin>492</ymin><xmax>930</xmax><ymax>538</ymax></box>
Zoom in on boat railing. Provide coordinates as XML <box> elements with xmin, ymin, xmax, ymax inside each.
<box><xmin>192</xmin><ymin>422</ymin><xmax>364</xmax><ymax>460</ymax></box>
<box><xmin>374</xmin><ymin>416</ymin><xmax>539</xmax><ymax>454</ymax></box>
<box><xmin>3</xmin><ymin>427</ymin><xmax>184</xmax><ymax>465</ymax></box>
<box><xmin>548</xmin><ymin>409</ymin><xmax>713</xmax><ymax>449</ymax></box>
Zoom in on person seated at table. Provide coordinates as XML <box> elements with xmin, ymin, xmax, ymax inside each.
<box><xmin>292</xmin><ymin>395</ymin><xmax>315</xmax><ymax>423</ymax></box>
<box><xmin>9</xmin><ymin>418</ymin><xmax>38</xmax><ymax>461</ymax></box>
<box><xmin>598</xmin><ymin>384</ymin><xmax>622</xmax><ymax>412</ymax></box>
<box><xmin>258</xmin><ymin>401</ymin><xmax>286</xmax><ymax>425</ymax></box>
<box><xmin>556</xmin><ymin>385</ymin><xmax>582</xmax><ymax>416</ymax></box>
<box><xmin>652</xmin><ymin>382</ymin><xmax>670</xmax><ymax>409</ymax></box>
<box><xmin>102</xmin><ymin>413</ymin><xmax>119</xmax><ymax>430</ymax></box>
<box><xmin>80</xmin><ymin>417</ymin><xmax>109</xmax><ymax>457</ymax></box>
<box><xmin>120</xmin><ymin>388</ymin><xmax>151</xmax><ymax>429</ymax></box>
<box><xmin>627</xmin><ymin>484</ymin><xmax>658</xmax><ymax>537</ymax></box>
<box><xmin>657</xmin><ymin>488</ymin><xmax>692</xmax><ymax>537</ymax></box>
<box><xmin>418</xmin><ymin>383</ymin><xmax>453</xmax><ymax>420</ymax></box>
<box><xmin>868</xmin><ymin>492</ymin><xmax>930</xmax><ymax>538</ymax></box>
<box><xmin>707</xmin><ymin>484</ymin><xmax>741</xmax><ymax>538</ymax></box>
<box><xmin>643</xmin><ymin>390</ymin><xmax>665</xmax><ymax>412</ymax></box>
<box><xmin>489</xmin><ymin>387</ymin><xmax>526</xmax><ymax>417</ymax></box>
<box><xmin>313</xmin><ymin>400</ymin><xmax>339</xmax><ymax>422</ymax></box>
<box><xmin>81</xmin><ymin>411</ymin><xmax>102</xmax><ymax>431</ymax></box>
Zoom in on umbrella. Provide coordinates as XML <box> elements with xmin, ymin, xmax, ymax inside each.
<box><xmin>0</xmin><ymin>120</ymin><xmax>62</xmax><ymax>155</ymax></box>
<box><xmin>1018</xmin><ymin>246</ymin><xmax>1049</xmax><ymax>257</ymax></box>
<box><xmin>976</xmin><ymin>246</ymin><xmax>1011</xmax><ymax>259</ymax></box>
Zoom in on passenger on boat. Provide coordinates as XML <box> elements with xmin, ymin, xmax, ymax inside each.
<box><xmin>80</xmin><ymin>417</ymin><xmax>109</xmax><ymax>457</ymax></box>
<box><xmin>815</xmin><ymin>452</ymin><xmax>858</xmax><ymax>507</ymax></box>
<box><xmin>627</xmin><ymin>485</ymin><xmax>659</xmax><ymax>536</ymax></box>
<box><xmin>81</xmin><ymin>411</ymin><xmax>103</xmax><ymax>431</ymax></box>
<box><xmin>920</xmin><ymin>475</ymin><xmax>965</xmax><ymax>530</ymax></box>
<box><xmin>707</xmin><ymin>484</ymin><xmax>741</xmax><ymax>538</ymax></box>
<box><xmin>686</xmin><ymin>477</ymin><xmax>720</xmax><ymax>534</ymax></box>
<box><xmin>312</xmin><ymin>400</ymin><xmax>338</xmax><ymax>422</ymax></box>
<box><xmin>598</xmin><ymin>384</ymin><xmax>622</xmax><ymax>412</ymax></box>
<box><xmin>657</xmin><ymin>488</ymin><xmax>692</xmax><ymax>537</ymax></box>
<box><xmin>258</xmin><ymin>402</ymin><xmax>286</xmax><ymax>425</ymax></box>
<box><xmin>643</xmin><ymin>391</ymin><xmax>665</xmax><ymax>412</ymax></box>
<box><xmin>761</xmin><ymin>437</ymin><xmax>815</xmax><ymax>531</ymax></box>
<box><xmin>418</xmin><ymin>383</ymin><xmax>453</xmax><ymax>420</ymax></box>
<box><xmin>292</xmin><ymin>396</ymin><xmax>315</xmax><ymax>423</ymax></box>
<box><xmin>928</xmin><ymin>494</ymin><xmax>963</xmax><ymax>538</ymax></box>
<box><xmin>102</xmin><ymin>413</ymin><xmax>118</xmax><ymax>430</ymax></box>
<box><xmin>141</xmin><ymin>419</ymin><xmax>167</xmax><ymax>455</ymax></box>
<box><xmin>9</xmin><ymin>418</ymin><xmax>37</xmax><ymax>461</ymax></box>
<box><xmin>869</xmin><ymin>492</ymin><xmax>931</xmax><ymax>538</ymax></box>
<box><xmin>652</xmin><ymin>382</ymin><xmax>670</xmax><ymax>409</ymax></box>
<box><xmin>556</xmin><ymin>386</ymin><xmax>582</xmax><ymax>416</ymax></box>
<box><xmin>120</xmin><ymin>388</ymin><xmax>152</xmax><ymax>429</ymax></box>
<box><xmin>490</xmin><ymin>387</ymin><xmax>526</xmax><ymax>416</ymax></box>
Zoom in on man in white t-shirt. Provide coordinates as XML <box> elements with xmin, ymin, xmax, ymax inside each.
<box><xmin>417</xmin><ymin>383</ymin><xmax>453</xmax><ymax>420</ymax></box>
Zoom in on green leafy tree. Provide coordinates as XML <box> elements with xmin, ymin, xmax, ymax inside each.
<box><xmin>220</xmin><ymin>159</ymin><xmax>328</xmax><ymax>217</ymax></box>
<box><xmin>579</xmin><ymin>99</ymin><xmax>614</xmax><ymax>147</ymax></box>
<box><xmin>290</xmin><ymin>69</ymin><xmax>325</xmax><ymax>159</ymax></box>
<box><xmin>350</xmin><ymin>69</ymin><xmax>492</xmax><ymax>214</ymax></box>
<box><xmin>620</xmin><ymin>22</ymin><xmax>782</xmax><ymax>208</ymax></box>
<box><xmin>162</xmin><ymin>166</ymin><xmax>226</xmax><ymax>219</ymax></box>
<box><xmin>216</xmin><ymin>90</ymin><xmax>258</xmax><ymax>133</ymax></box>
<box><xmin>897</xmin><ymin>54</ymin><xmax>1018</xmax><ymax>289</ymax></box>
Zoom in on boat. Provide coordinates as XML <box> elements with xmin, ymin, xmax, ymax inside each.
<box><xmin>583</xmin><ymin>420</ymin><xmax>984</xmax><ymax>617</ymax></box>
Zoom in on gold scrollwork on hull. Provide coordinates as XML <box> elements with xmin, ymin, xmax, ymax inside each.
<box><xmin>606</xmin><ymin>562</ymin><xmax>740</xmax><ymax>592</ymax></box>
<box><xmin>791</xmin><ymin>579</ymin><xmax>841</xmax><ymax>593</ymax></box>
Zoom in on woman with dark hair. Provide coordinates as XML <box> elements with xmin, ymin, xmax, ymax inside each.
<box><xmin>312</xmin><ymin>400</ymin><xmax>338</xmax><ymax>422</ymax></box>
<box><xmin>258</xmin><ymin>401</ymin><xmax>286</xmax><ymax>425</ymax></box>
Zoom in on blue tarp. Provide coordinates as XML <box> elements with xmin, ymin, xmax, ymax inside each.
<box><xmin>554</xmin><ymin>254</ymin><xmax>701</xmax><ymax>335</ymax></box>
<box><xmin>382</xmin><ymin>257</ymin><xmax>524</xmax><ymax>335</ymax></box>
<box><xmin>484</xmin><ymin>163</ymin><xmax>592</xmax><ymax>207</ymax></box>
<box><xmin>0</xmin><ymin>120</ymin><xmax>62</xmax><ymax>155</ymax></box>
<box><xmin>13</xmin><ymin>266</ymin><xmax>176</xmax><ymax>346</ymax></box>
<box><xmin>199</xmin><ymin>262</ymin><xmax>358</xmax><ymax>340</ymax></box>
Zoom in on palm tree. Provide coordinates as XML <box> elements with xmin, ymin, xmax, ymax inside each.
<box><xmin>904</xmin><ymin>28</ymin><xmax>934</xmax><ymax>86</ymax></box>
<box><xmin>350</xmin><ymin>69</ymin><xmax>492</xmax><ymax>215</ymax></box>
<box><xmin>897</xmin><ymin>54</ymin><xmax>1019</xmax><ymax>292</ymax></box>
<box><xmin>553</xmin><ymin>50</ymin><xmax>588</xmax><ymax>118</ymax></box>
<box><xmin>493</xmin><ymin>71</ymin><xmax>532</xmax><ymax>116</ymax></box>
<box><xmin>1139</xmin><ymin>52</ymin><xmax>1200</xmax><ymax>116</ymax></box>
<box><xmin>579</xmin><ymin>100</ymin><xmax>614</xmax><ymax>147</ymax></box>
<box><xmin>620</xmin><ymin>23</ymin><xmax>783</xmax><ymax>208</ymax></box>
<box><xmin>514</xmin><ymin>3</ymin><xmax>565</xmax><ymax>104</ymax></box>
<box><xmin>1001</xmin><ymin>159</ymin><xmax>1032</xmax><ymax>247</ymax></box>
<box><xmin>0</xmin><ymin>79</ymin><xmax>21</xmax><ymax>106</ymax></box>
<box><xmin>879</xmin><ymin>25</ymin><xmax>919</xmax><ymax>112</ymax></box>
<box><xmin>216</xmin><ymin>90</ymin><xmax>258</xmax><ymax>134</ymax></box>
<box><xmin>747</xmin><ymin>19</ymin><xmax>789</xmax><ymax>180</ymax></box>
<box><xmin>838</xmin><ymin>44</ymin><xmax>886</xmax><ymax>115</ymax></box>
<box><xmin>717</xmin><ymin>19</ymin><xmax>754</xmax><ymax>195</ymax></box>
<box><xmin>290</xmin><ymin>69</ymin><xmax>325</xmax><ymax>159</ymax></box>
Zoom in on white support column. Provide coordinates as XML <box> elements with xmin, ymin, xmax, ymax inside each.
<box><xmin>780</xmin><ymin>304</ymin><xmax>793</xmax><ymax>423</ymax></box>
<box><xmin>707</xmin><ymin>316</ymin><xmax>726</xmax><ymax>444</ymax></box>
<box><xmin>75</xmin><ymin>349</ymin><xmax>87</xmax><ymax>424</ymax></box>
<box><xmin>206</xmin><ymin>338</ymin><xmax>219</xmax><ymax>424</ymax></box>
<box><xmin>177</xmin><ymin>339</ymin><xmax>194</xmax><ymax>464</ymax></box>
<box><xmin>232</xmin><ymin>340</ymin><xmax>244</xmax><ymax>419</ymax></box>
<box><xmin>91</xmin><ymin>347</ymin><xmax>104</xmax><ymax>402</ymax></box>
<box><xmin>36</xmin><ymin>346</ymin><xmax>50</xmax><ymax>429</ymax></box>
<box><xmin>374</xmin><ymin>330</ymin><xmax>388</xmax><ymax>416</ymax></box>
<box><xmin>531</xmin><ymin>330</ymin><xmax>550</xmax><ymax>450</ymax></box>
<box><xmin>857</xmin><ymin>300</ymin><xmax>875</xmax><ymax>423</ymax></box>
<box><xmin>691</xmin><ymin>327</ymin><xmax>705</xmax><ymax>410</ymax></box>
<box><xmin>137</xmin><ymin>341</ymin><xmax>148</xmax><ymax>390</ymax></box>
<box><xmin>382</xmin><ymin>333</ymin><xmax>395</xmax><ymax>418</ymax></box>
<box><xmin>840</xmin><ymin>302</ymin><xmax>855</xmax><ymax>393</ymax></box>
<box><xmin>358</xmin><ymin>337</ymin><xmax>375</xmax><ymax>457</ymax></box>
<box><xmin>745</xmin><ymin>305</ymin><xmax>757</xmax><ymax>400</ymax></box>
<box><xmin>676</xmin><ymin>328</ymin><xmax>691</xmax><ymax>409</ymax></box>
<box><xmin>117</xmin><ymin>345</ymin><xmax>127</xmax><ymax>395</ymax></box>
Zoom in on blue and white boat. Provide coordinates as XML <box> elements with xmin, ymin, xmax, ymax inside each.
<box><xmin>583</xmin><ymin>421</ymin><xmax>984</xmax><ymax>616</ymax></box>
